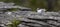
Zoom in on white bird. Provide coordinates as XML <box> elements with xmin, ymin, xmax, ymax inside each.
<box><xmin>7</xmin><ymin>12</ymin><xmax>12</xmax><ymax>15</ymax></box>
<box><xmin>37</xmin><ymin>8</ymin><xmax>46</xmax><ymax>15</ymax></box>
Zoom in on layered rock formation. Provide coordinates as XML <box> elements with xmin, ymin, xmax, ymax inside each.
<box><xmin>0</xmin><ymin>11</ymin><xmax>60</xmax><ymax>27</ymax></box>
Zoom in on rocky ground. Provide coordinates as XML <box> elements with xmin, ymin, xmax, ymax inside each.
<box><xmin>0</xmin><ymin>11</ymin><xmax>60</xmax><ymax>27</ymax></box>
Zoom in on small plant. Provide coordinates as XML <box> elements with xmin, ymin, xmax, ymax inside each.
<box><xmin>7</xmin><ymin>19</ymin><xmax>21</xmax><ymax>27</ymax></box>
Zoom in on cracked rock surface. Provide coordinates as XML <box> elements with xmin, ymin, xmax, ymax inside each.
<box><xmin>0</xmin><ymin>11</ymin><xmax>60</xmax><ymax>27</ymax></box>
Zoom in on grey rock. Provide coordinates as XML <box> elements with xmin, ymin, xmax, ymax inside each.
<box><xmin>0</xmin><ymin>11</ymin><xmax>60</xmax><ymax>27</ymax></box>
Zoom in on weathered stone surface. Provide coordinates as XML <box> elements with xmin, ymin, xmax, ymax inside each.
<box><xmin>0</xmin><ymin>11</ymin><xmax>60</xmax><ymax>27</ymax></box>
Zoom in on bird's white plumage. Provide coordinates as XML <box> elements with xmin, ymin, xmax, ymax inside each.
<box><xmin>37</xmin><ymin>8</ymin><xmax>46</xmax><ymax>14</ymax></box>
<box><xmin>7</xmin><ymin>12</ymin><xmax>12</xmax><ymax>15</ymax></box>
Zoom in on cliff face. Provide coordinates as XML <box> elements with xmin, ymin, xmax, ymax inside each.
<box><xmin>18</xmin><ymin>11</ymin><xmax>60</xmax><ymax>27</ymax></box>
<box><xmin>0</xmin><ymin>11</ymin><xmax>60</xmax><ymax>27</ymax></box>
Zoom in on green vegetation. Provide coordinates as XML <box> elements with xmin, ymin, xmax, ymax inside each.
<box><xmin>0</xmin><ymin>0</ymin><xmax>21</xmax><ymax>5</ymax></box>
<box><xmin>28</xmin><ymin>0</ymin><xmax>47</xmax><ymax>11</ymax></box>
<box><xmin>7</xmin><ymin>19</ymin><xmax>21</xmax><ymax>27</ymax></box>
<box><xmin>6</xmin><ymin>8</ymin><xmax>19</xmax><ymax>12</ymax></box>
<box><xmin>0</xmin><ymin>0</ymin><xmax>60</xmax><ymax>11</ymax></box>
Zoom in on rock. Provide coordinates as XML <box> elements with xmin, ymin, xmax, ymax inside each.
<box><xmin>0</xmin><ymin>11</ymin><xmax>60</xmax><ymax>27</ymax></box>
